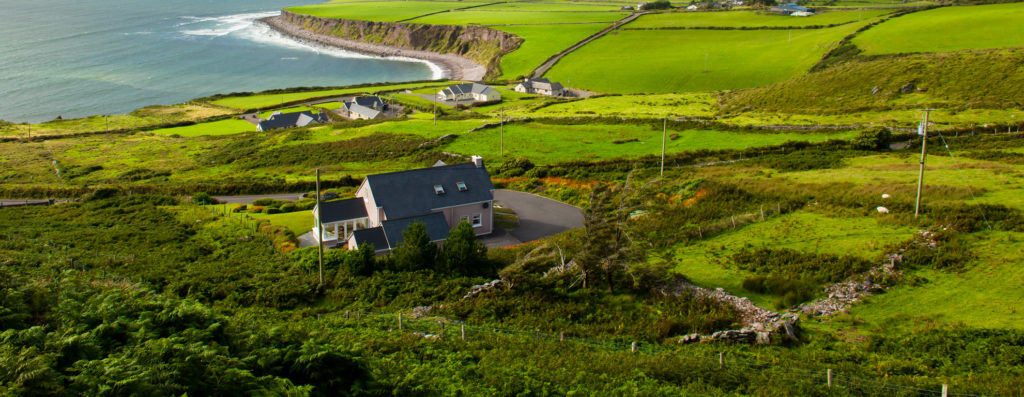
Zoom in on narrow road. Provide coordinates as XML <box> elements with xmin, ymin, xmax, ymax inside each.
<box><xmin>531</xmin><ymin>12</ymin><xmax>644</xmax><ymax>79</ymax></box>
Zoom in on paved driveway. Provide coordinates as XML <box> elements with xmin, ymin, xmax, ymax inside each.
<box><xmin>484</xmin><ymin>189</ymin><xmax>584</xmax><ymax>247</ymax></box>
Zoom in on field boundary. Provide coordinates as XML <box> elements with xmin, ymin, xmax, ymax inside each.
<box><xmin>530</xmin><ymin>12</ymin><xmax>644</xmax><ymax>79</ymax></box>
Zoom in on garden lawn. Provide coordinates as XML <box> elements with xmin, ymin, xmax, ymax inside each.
<box><xmin>494</xmin><ymin>24</ymin><xmax>611</xmax><ymax>79</ymax></box>
<box><xmin>662</xmin><ymin>211</ymin><xmax>915</xmax><ymax>308</ymax></box>
<box><xmin>285</xmin><ymin>1</ymin><xmax>482</xmax><ymax>21</ymax></box>
<box><xmin>248</xmin><ymin>210</ymin><xmax>314</xmax><ymax>236</ymax></box>
<box><xmin>852</xmin><ymin>3</ymin><xmax>1024</xmax><ymax>55</ymax></box>
<box><xmin>148</xmin><ymin>119</ymin><xmax>255</xmax><ymax>137</ymax></box>
<box><xmin>850</xmin><ymin>231</ymin><xmax>1024</xmax><ymax>330</ymax></box>
<box><xmin>630</xmin><ymin>9</ymin><xmax>890</xmax><ymax>29</ymax></box>
<box><xmin>441</xmin><ymin>122</ymin><xmax>858</xmax><ymax>164</ymax></box>
<box><xmin>408</xmin><ymin>10</ymin><xmax>626</xmax><ymax>25</ymax></box>
<box><xmin>544</xmin><ymin>23</ymin><xmax>865</xmax><ymax>93</ymax></box>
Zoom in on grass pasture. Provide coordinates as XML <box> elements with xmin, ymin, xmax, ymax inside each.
<box><xmin>247</xmin><ymin>210</ymin><xmax>314</xmax><ymax>236</ymax></box>
<box><xmin>407</xmin><ymin>10</ymin><xmax>626</xmax><ymax>25</ymax></box>
<box><xmin>497</xmin><ymin>93</ymin><xmax>717</xmax><ymax>119</ymax></box>
<box><xmin>494</xmin><ymin>24</ymin><xmax>611</xmax><ymax>79</ymax></box>
<box><xmin>631</xmin><ymin>9</ymin><xmax>891</xmax><ymax>29</ymax></box>
<box><xmin>442</xmin><ymin>122</ymin><xmax>858</xmax><ymax>164</ymax></box>
<box><xmin>852</xmin><ymin>3</ymin><xmax>1024</xmax><ymax>55</ymax></box>
<box><xmin>544</xmin><ymin>22</ymin><xmax>865</xmax><ymax>93</ymax></box>
<box><xmin>208</xmin><ymin>82</ymin><xmax>450</xmax><ymax>110</ymax></box>
<box><xmin>284</xmin><ymin>1</ymin><xmax>483</xmax><ymax>21</ymax></box>
<box><xmin>664</xmin><ymin>211</ymin><xmax>914</xmax><ymax>307</ymax></box>
<box><xmin>0</xmin><ymin>104</ymin><xmax>232</xmax><ymax>137</ymax></box>
<box><xmin>148</xmin><ymin>118</ymin><xmax>255</xmax><ymax>137</ymax></box>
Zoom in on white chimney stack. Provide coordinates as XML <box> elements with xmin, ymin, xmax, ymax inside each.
<box><xmin>471</xmin><ymin>155</ymin><xmax>483</xmax><ymax>168</ymax></box>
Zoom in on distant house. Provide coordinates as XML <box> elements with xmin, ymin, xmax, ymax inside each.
<box><xmin>338</xmin><ymin>96</ymin><xmax>386</xmax><ymax>120</ymax></box>
<box><xmin>770</xmin><ymin>3</ymin><xmax>813</xmax><ymax>14</ymax></box>
<box><xmin>514</xmin><ymin>78</ymin><xmax>565</xmax><ymax>97</ymax></box>
<box><xmin>686</xmin><ymin>4</ymin><xmax>699</xmax><ymax>10</ymax></box>
<box><xmin>437</xmin><ymin>83</ymin><xmax>501</xmax><ymax>102</ymax></box>
<box><xmin>312</xmin><ymin>156</ymin><xmax>495</xmax><ymax>254</ymax></box>
<box><xmin>256</xmin><ymin>111</ymin><xmax>327</xmax><ymax>131</ymax></box>
<box><xmin>791</xmin><ymin>10</ymin><xmax>814</xmax><ymax>16</ymax></box>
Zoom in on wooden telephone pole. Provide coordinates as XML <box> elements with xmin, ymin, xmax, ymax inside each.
<box><xmin>500</xmin><ymin>106</ymin><xmax>504</xmax><ymax>159</ymax></box>
<box><xmin>660</xmin><ymin>118</ymin><xmax>667</xmax><ymax>176</ymax></box>
<box><xmin>914</xmin><ymin>109</ymin><xmax>935</xmax><ymax>218</ymax></box>
<box><xmin>315</xmin><ymin>169</ymin><xmax>324</xmax><ymax>286</ymax></box>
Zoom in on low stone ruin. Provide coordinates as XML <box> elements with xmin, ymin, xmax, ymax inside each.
<box><xmin>463</xmin><ymin>279</ymin><xmax>503</xmax><ymax>300</ymax></box>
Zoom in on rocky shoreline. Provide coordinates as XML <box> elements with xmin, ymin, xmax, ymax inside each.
<box><xmin>258</xmin><ymin>15</ymin><xmax>486</xmax><ymax>81</ymax></box>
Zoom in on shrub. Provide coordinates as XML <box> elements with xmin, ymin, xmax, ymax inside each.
<box><xmin>248</xmin><ymin>206</ymin><xmax>266</xmax><ymax>213</ymax></box>
<box><xmin>279</xmin><ymin>203</ymin><xmax>297</xmax><ymax>212</ymax></box>
<box><xmin>253</xmin><ymin>198</ymin><xmax>278</xmax><ymax>206</ymax></box>
<box><xmin>232</xmin><ymin>204</ymin><xmax>247</xmax><ymax>212</ymax></box>
<box><xmin>192</xmin><ymin>192</ymin><xmax>217</xmax><ymax>205</ymax></box>
<box><xmin>266</xmin><ymin>208</ymin><xmax>281</xmax><ymax>214</ymax></box>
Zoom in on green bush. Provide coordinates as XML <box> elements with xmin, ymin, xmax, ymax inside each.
<box><xmin>265</xmin><ymin>207</ymin><xmax>281</xmax><ymax>214</ymax></box>
<box><xmin>192</xmin><ymin>192</ymin><xmax>217</xmax><ymax>205</ymax></box>
<box><xmin>279</xmin><ymin>203</ymin><xmax>297</xmax><ymax>212</ymax></box>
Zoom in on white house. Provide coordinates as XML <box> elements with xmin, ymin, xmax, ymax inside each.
<box><xmin>514</xmin><ymin>78</ymin><xmax>565</xmax><ymax>97</ymax></box>
<box><xmin>686</xmin><ymin>4</ymin><xmax>699</xmax><ymax>10</ymax></box>
<box><xmin>312</xmin><ymin>156</ymin><xmax>495</xmax><ymax>254</ymax></box>
<box><xmin>437</xmin><ymin>83</ymin><xmax>501</xmax><ymax>102</ymax></box>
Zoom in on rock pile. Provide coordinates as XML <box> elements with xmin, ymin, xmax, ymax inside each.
<box><xmin>671</xmin><ymin>282</ymin><xmax>799</xmax><ymax>345</ymax></box>
<box><xmin>463</xmin><ymin>279</ymin><xmax>503</xmax><ymax>300</ymax></box>
<box><xmin>798</xmin><ymin>253</ymin><xmax>903</xmax><ymax>317</ymax></box>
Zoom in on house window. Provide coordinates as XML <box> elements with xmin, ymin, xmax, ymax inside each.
<box><xmin>456</xmin><ymin>181</ymin><xmax>467</xmax><ymax>191</ymax></box>
<box><xmin>471</xmin><ymin>213</ymin><xmax>482</xmax><ymax>227</ymax></box>
<box><xmin>434</xmin><ymin>185</ymin><xmax>445</xmax><ymax>195</ymax></box>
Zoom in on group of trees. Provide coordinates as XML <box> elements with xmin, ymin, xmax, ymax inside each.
<box><xmin>391</xmin><ymin>221</ymin><xmax>491</xmax><ymax>277</ymax></box>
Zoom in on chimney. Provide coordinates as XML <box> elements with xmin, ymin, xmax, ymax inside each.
<box><xmin>471</xmin><ymin>155</ymin><xmax>483</xmax><ymax>168</ymax></box>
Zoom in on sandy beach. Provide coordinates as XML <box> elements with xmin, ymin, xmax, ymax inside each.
<box><xmin>259</xmin><ymin>15</ymin><xmax>486</xmax><ymax>81</ymax></box>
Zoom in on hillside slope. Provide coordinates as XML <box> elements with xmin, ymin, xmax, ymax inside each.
<box><xmin>721</xmin><ymin>48</ymin><xmax>1024</xmax><ymax>114</ymax></box>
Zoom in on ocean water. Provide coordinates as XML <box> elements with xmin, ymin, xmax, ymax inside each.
<box><xmin>0</xmin><ymin>0</ymin><xmax>438</xmax><ymax>123</ymax></box>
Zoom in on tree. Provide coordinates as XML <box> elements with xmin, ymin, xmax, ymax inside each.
<box><xmin>441</xmin><ymin>221</ymin><xmax>488</xmax><ymax>276</ymax></box>
<box><xmin>344</xmin><ymin>242</ymin><xmax>377</xmax><ymax>276</ymax></box>
<box><xmin>390</xmin><ymin>222</ymin><xmax>437</xmax><ymax>271</ymax></box>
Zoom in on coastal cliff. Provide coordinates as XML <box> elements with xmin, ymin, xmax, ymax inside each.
<box><xmin>272</xmin><ymin>11</ymin><xmax>523</xmax><ymax>79</ymax></box>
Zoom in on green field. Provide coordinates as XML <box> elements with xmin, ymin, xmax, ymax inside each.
<box><xmin>498</xmin><ymin>93</ymin><xmax>717</xmax><ymax>119</ymax></box>
<box><xmin>443</xmin><ymin>122</ymin><xmax>858</xmax><ymax>164</ymax></box>
<box><xmin>663</xmin><ymin>211</ymin><xmax>914</xmax><ymax>307</ymax></box>
<box><xmin>407</xmin><ymin>10</ymin><xmax>626</xmax><ymax>25</ymax></box>
<box><xmin>285</xmin><ymin>0</ymin><xmax>483</xmax><ymax>21</ymax></box>
<box><xmin>494</xmin><ymin>24</ymin><xmax>610</xmax><ymax>79</ymax></box>
<box><xmin>852</xmin><ymin>3</ymin><xmax>1024</xmax><ymax>55</ymax></box>
<box><xmin>148</xmin><ymin>118</ymin><xmax>255</xmax><ymax>137</ymax></box>
<box><xmin>631</xmin><ymin>9</ymin><xmax>891</xmax><ymax>28</ymax></box>
<box><xmin>0</xmin><ymin>104</ymin><xmax>232</xmax><ymax>137</ymax></box>
<box><xmin>472</xmin><ymin>2</ymin><xmax>625</xmax><ymax>11</ymax></box>
<box><xmin>208</xmin><ymin>82</ymin><xmax>450</xmax><ymax>110</ymax></box>
<box><xmin>544</xmin><ymin>22</ymin><xmax>865</xmax><ymax>93</ymax></box>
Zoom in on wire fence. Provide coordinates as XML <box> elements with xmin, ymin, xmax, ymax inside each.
<box><xmin>327</xmin><ymin>309</ymin><xmax>987</xmax><ymax>397</ymax></box>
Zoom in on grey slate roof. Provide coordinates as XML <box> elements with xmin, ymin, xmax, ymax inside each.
<box><xmin>440</xmin><ymin>83</ymin><xmax>496</xmax><ymax>97</ymax></box>
<box><xmin>351</xmin><ymin>227</ymin><xmax>388</xmax><ymax>252</ymax></box>
<box><xmin>521</xmin><ymin>78</ymin><xmax>564</xmax><ymax>92</ymax></box>
<box><xmin>365</xmin><ymin>162</ymin><xmax>494</xmax><ymax>220</ymax></box>
<box><xmin>344</xmin><ymin>102</ymin><xmax>381</xmax><ymax>119</ymax></box>
<box><xmin>352</xmin><ymin>96</ymin><xmax>385</xmax><ymax>110</ymax></box>
<box><xmin>381</xmin><ymin>212</ymin><xmax>451</xmax><ymax>248</ymax></box>
<box><xmin>257</xmin><ymin>111</ymin><xmax>326</xmax><ymax>131</ymax></box>
<box><xmin>316</xmin><ymin>198</ymin><xmax>368</xmax><ymax>224</ymax></box>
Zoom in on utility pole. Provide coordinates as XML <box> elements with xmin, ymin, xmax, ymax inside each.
<box><xmin>500</xmin><ymin>106</ymin><xmax>504</xmax><ymax>159</ymax></box>
<box><xmin>315</xmin><ymin>169</ymin><xmax>324</xmax><ymax>286</ymax></box>
<box><xmin>660</xmin><ymin>118</ymin><xmax>667</xmax><ymax>177</ymax></box>
<box><xmin>432</xmin><ymin>97</ymin><xmax>436</xmax><ymax>125</ymax></box>
<box><xmin>914</xmin><ymin>109</ymin><xmax>935</xmax><ymax>218</ymax></box>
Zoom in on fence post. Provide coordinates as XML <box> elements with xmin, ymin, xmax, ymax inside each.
<box><xmin>630</xmin><ymin>341</ymin><xmax>637</xmax><ymax>353</ymax></box>
<box><xmin>941</xmin><ymin>384</ymin><xmax>948</xmax><ymax>397</ymax></box>
<box><xmin>461</xmin><ymin>323</ymin><xmax>466</xmax><ymax>340</ymax></box>
<box><xmin>827</xmin><ymin>368</ymin><xmax>833</xmax><ymax>389</ymax></box>
<box><xmin>731</xmin><ymin>216</ymin><xmax>736</xmax><ymax>228</ymax></box>
<box><xmin>760</xmin><ymin>205</ymin><xmax>765</xmax><ymax>220</ymax></box>
<box><xmin>438</xmin><ymin>321</ymin><xmax>445</xmax><ymax>339</ymax></box>
<box><xmin>345</xmin><ymin>310</ymin><xmax>349</xmax><ymax>319</ymax></box>
<box><xmin>559</xmin><ymin>331</ymin><xmax>565</xmax><ymax>342</ymax></box>
<box><xmin>398</xmin><ymin>313</ymin><xmax>403</xmax><ymax>331</ymax></box>
<box><xmin>719</xmin><ymin>352</ymin><xmax>724</xmax><ymax>369</ymax></box>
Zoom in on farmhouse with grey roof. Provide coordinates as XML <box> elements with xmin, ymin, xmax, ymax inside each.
<box><xmin>337</xmin><ymin>96</ymin><xmax>387</xmax><ymax>120</ymax></box>
<box><xmin>437</xmin><ymin>83</ymin><xmax>501</xmax><ymax>102</ymax></box>
<box><xmin>515</xmin><ymin>78</ymin><xmax>565</xmax><ymax>97</ymax></box>
<box><xmin>312</xmin><ymin>156</ymin><xmax>494</xmax><ymax>253</ymax></box>
<box><xmin>256</xmin><ymin>111</ymin><xmax>327</xmax><ymax>131</ymax></box>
